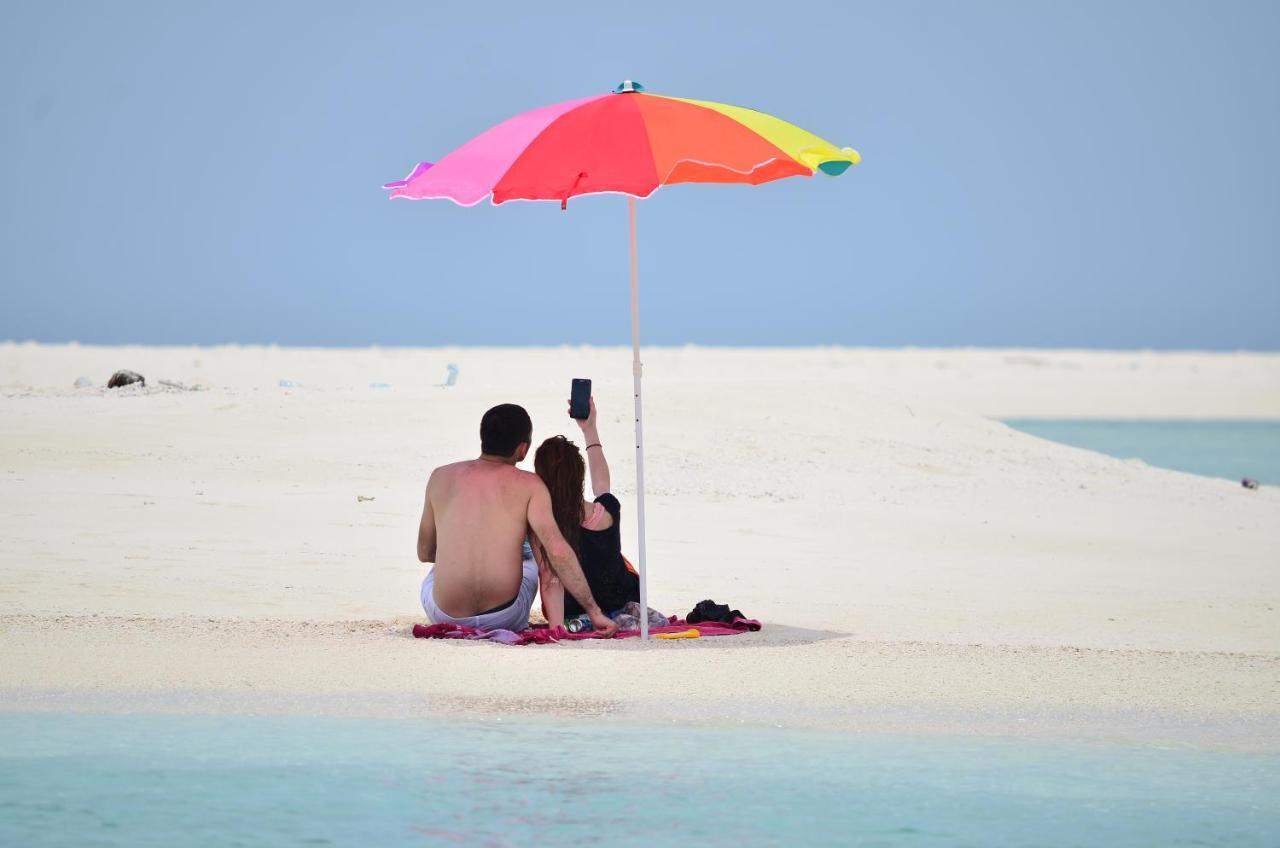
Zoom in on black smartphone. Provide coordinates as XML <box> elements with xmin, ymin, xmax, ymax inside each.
<box><xmin>569</xmin><ymin>378</ymin><xmax>591</xmax><ymax>419</ymax></box>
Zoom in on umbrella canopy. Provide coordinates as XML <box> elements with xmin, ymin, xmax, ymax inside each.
<box><xmin>388</xmin><ymin>82</ymin><xmax>858</xmax><ymax>638</ymax></box>
<box><xmin>384</xmin><ymin>81</ymin><xmax>860</xmax><ymax>208</ymax></box>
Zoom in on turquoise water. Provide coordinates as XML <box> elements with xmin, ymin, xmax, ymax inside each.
<box><xmin>1</xmin><ymin>712</ymin><xmax>1277</xmax><ymax>847</ymax></box>
<box><xmin>1004</xmin><ymin>419</ymin><xmax>1280</xmax><ymax>484</ymax></box>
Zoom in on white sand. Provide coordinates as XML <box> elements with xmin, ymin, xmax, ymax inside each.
<box><xmin>2</xmin><ymin>343</ymin><xmax>1278</xmax><ymax>746</ymax></box>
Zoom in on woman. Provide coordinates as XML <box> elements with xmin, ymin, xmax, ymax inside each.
<box><xmin>530</xmin><ymin>394</ymin><xmax>639</xmax><ymax>629</ymax></box>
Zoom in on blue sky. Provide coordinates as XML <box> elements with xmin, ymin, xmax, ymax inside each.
<box><xmin>2</xmin><ymin>1</ymin><xmax>1277</xmax><ymax>349</ymax></box>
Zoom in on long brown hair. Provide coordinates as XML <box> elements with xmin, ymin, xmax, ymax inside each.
<box><xmin>534</xmin><ymin>435</ymin><xmax>585</xmax><ymax>558</ymax></box>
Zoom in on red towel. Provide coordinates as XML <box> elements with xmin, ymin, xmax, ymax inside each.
<box><xmin>412</xmin><ymin>616</ymin><xmax>760</xmax><ymax>645</ymax></box>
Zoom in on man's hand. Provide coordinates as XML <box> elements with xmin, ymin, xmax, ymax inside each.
<box><xmin>588</xmin><ymin>608</ymin><xmax>618</xmax><ymax>637</ymax></box>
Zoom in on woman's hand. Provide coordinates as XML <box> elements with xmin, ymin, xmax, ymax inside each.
<box><xmin>568</xmin><ymin>395</ymin><xmax>598</xmax><ymax>433</ymax></box>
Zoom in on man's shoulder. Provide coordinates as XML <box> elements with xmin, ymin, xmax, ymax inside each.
<box><xmin>427</xmin><ymin>460</ymin><xmax>471</xmax><ymax>484</ymax></box>
<box><xmin>431</xmin><ymin>461</ymin><xmax>539</xmax><ymax>486</ymax></box>
<box><xmin>496</xmin><ymin>466</ymin><xmax>546</xmax><ymax>499</ymax></box>
<box><xmin>505</xmin><ymin>466</ymin><xmax>542</xmax><ymax>487</ymax></box>
<box><xmin>433</xmin><ymin>458</ymin><xmax>481</xmax><ymax>474</ymax></box>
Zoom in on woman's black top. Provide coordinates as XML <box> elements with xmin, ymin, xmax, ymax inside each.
<box><xmin>564</xmin><ymin>492</ymin><xmax>640</xmax><ymax>618</ymax></box>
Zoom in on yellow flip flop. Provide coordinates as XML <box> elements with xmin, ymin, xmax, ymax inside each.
<box><xmin>655</xmin><ymin>628</ymin><xmax>701</xmax><ymax>640</ymax></box>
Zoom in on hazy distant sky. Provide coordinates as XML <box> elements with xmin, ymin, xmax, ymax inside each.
<box><xmin>2</xmin><ymin>1</ymin><xmax>1277</xmax><ymax>348</ymax></box>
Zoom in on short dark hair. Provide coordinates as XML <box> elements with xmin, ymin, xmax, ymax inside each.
<box><xmin>480</xmin><ymin>404</ymin><xmax>532</xmax><ymax>457</ymax></box>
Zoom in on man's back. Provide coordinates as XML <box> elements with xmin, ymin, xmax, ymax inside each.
<box><xmin>415</xmin><ymin>401</ymin><xmax>615</xmax><ymax>637</ymax></box>
<box><xmin>426</xmin><ymin>459</ymin><xmax>533</xmax><ymax>617</ymax></box>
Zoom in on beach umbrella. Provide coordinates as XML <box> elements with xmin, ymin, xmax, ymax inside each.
<box><xmin>386</xmin><ymin>80</ymin><xmax>859</xmax><ymax>638</ymax></box>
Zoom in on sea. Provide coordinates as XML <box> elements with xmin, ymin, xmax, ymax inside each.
<box><xmin>5</xmin><ymin>422</ymin><xmax>1278</xmax><ymax>846</ymax></box>
<box><xmin>1</xmin><ymin>711</ymin><xmax>1277</xmax><ymax>847</ymax></box>
<box><xmin>1002</xmin><ymin>419</ymin><xmax>1280</xmax><ymax>484</ymax></box>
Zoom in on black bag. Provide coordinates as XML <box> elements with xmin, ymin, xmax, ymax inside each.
<box><xmin>686</xmin><ymin>599</ymin><xmax>745</xmax><ymax>624</ymax></box>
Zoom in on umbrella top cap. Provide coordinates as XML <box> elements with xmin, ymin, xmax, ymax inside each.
<box><xmin>613</xmin><ymin>80</ymin><xmax>645</xmax><ymax>94</ymax></box>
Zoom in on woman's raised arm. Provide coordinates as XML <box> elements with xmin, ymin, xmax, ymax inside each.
<box><xmin>572</xmin><ymin>395</ymin><xmax>611</xmax><ymax>497</ymax></box>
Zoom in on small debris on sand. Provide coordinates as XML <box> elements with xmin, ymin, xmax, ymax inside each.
<box><xmin>157</xmin><ymin>379</ymin><xmax>205</xmax><ymax>392</ymax></box>
<box><xmin>436</xmin><ymin>363</ymin><xmax>459</xmax><ymax>387</ymax></box>
<box><xmin>107</xmin><ymin>370</ymin><xmax>145</xmax><ymax>388</ymax></box>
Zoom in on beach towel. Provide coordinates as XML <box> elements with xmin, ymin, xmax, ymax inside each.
<box><xmin>412</xmin><ymin>615</ymin><xmax>760</xmax><ymax>646</ymax></box>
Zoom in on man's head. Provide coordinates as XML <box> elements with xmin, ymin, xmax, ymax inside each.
<box><xmin>480</xmin><ymin>403</ymin><xmax>533</xmax><ymax>463</ymax></box>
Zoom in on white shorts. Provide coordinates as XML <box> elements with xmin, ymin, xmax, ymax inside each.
<box><xmin>420</xmin><ymin>555</ymin><xmax>538</xmax><ymax>632</ymax></box>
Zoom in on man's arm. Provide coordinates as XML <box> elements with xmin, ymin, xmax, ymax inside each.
<box><xmin>416</xmin><ymin>473</ymin><xmax>438</xmax><ymax>563</ymax></box>
<box><xmin>526</xmin><ymin>479</ymin><xmax>617</xmax><ymax>636</ymax></box>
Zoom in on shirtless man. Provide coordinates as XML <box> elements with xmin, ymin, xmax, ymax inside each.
<box><xmin>416</xmin><ymin>403</ymin><xmax>618</xmax><ymax>636</ymax></box>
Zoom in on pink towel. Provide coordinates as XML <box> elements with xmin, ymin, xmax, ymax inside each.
<box><xmin>412</xmin><ymin>616</ymin><xmax>760</xmax><ymax>646</ymax></box>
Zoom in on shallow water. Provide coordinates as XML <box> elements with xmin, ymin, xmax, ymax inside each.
<box><xmin>1</xmin><ymin>712</ymin><xmax>1277</xmax><ymax>847</ymax></box>
<box><xmin>1003</xmin><ymin>419</ymin><xmax>1280</xmax><ymax>484</ymax></box>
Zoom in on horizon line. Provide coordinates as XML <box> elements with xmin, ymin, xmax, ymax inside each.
<box><xmin>3</xmin><ymin>340</ymin><xmax>1279</xmax><ymax>355</ymax></box>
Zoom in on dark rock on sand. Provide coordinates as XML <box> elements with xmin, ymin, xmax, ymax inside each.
<box><xmin>1242</xmin><ymin>478</ymin><xmax>1259</xmax><ymax>490</ymax></box>
<box><xmin>107</xmin><ymin>370</ymin><xmax>146</xmax><ymax>389</ymax></box>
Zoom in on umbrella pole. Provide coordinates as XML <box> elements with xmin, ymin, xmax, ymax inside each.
<box><xmin>628</xmin><ymin>196</ymin><xmax>650</xmax><ymax>640</ymax></box>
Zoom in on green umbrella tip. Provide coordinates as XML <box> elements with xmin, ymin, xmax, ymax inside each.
<box><xmin>818</xmin><ymin>148</ymin><xmax>862</xmax><ymax>176</ymax></box>
<box><xmin>613</xmin><ymin>80</ymin><xmax>646</xmax><ymax>94</ymax></box>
